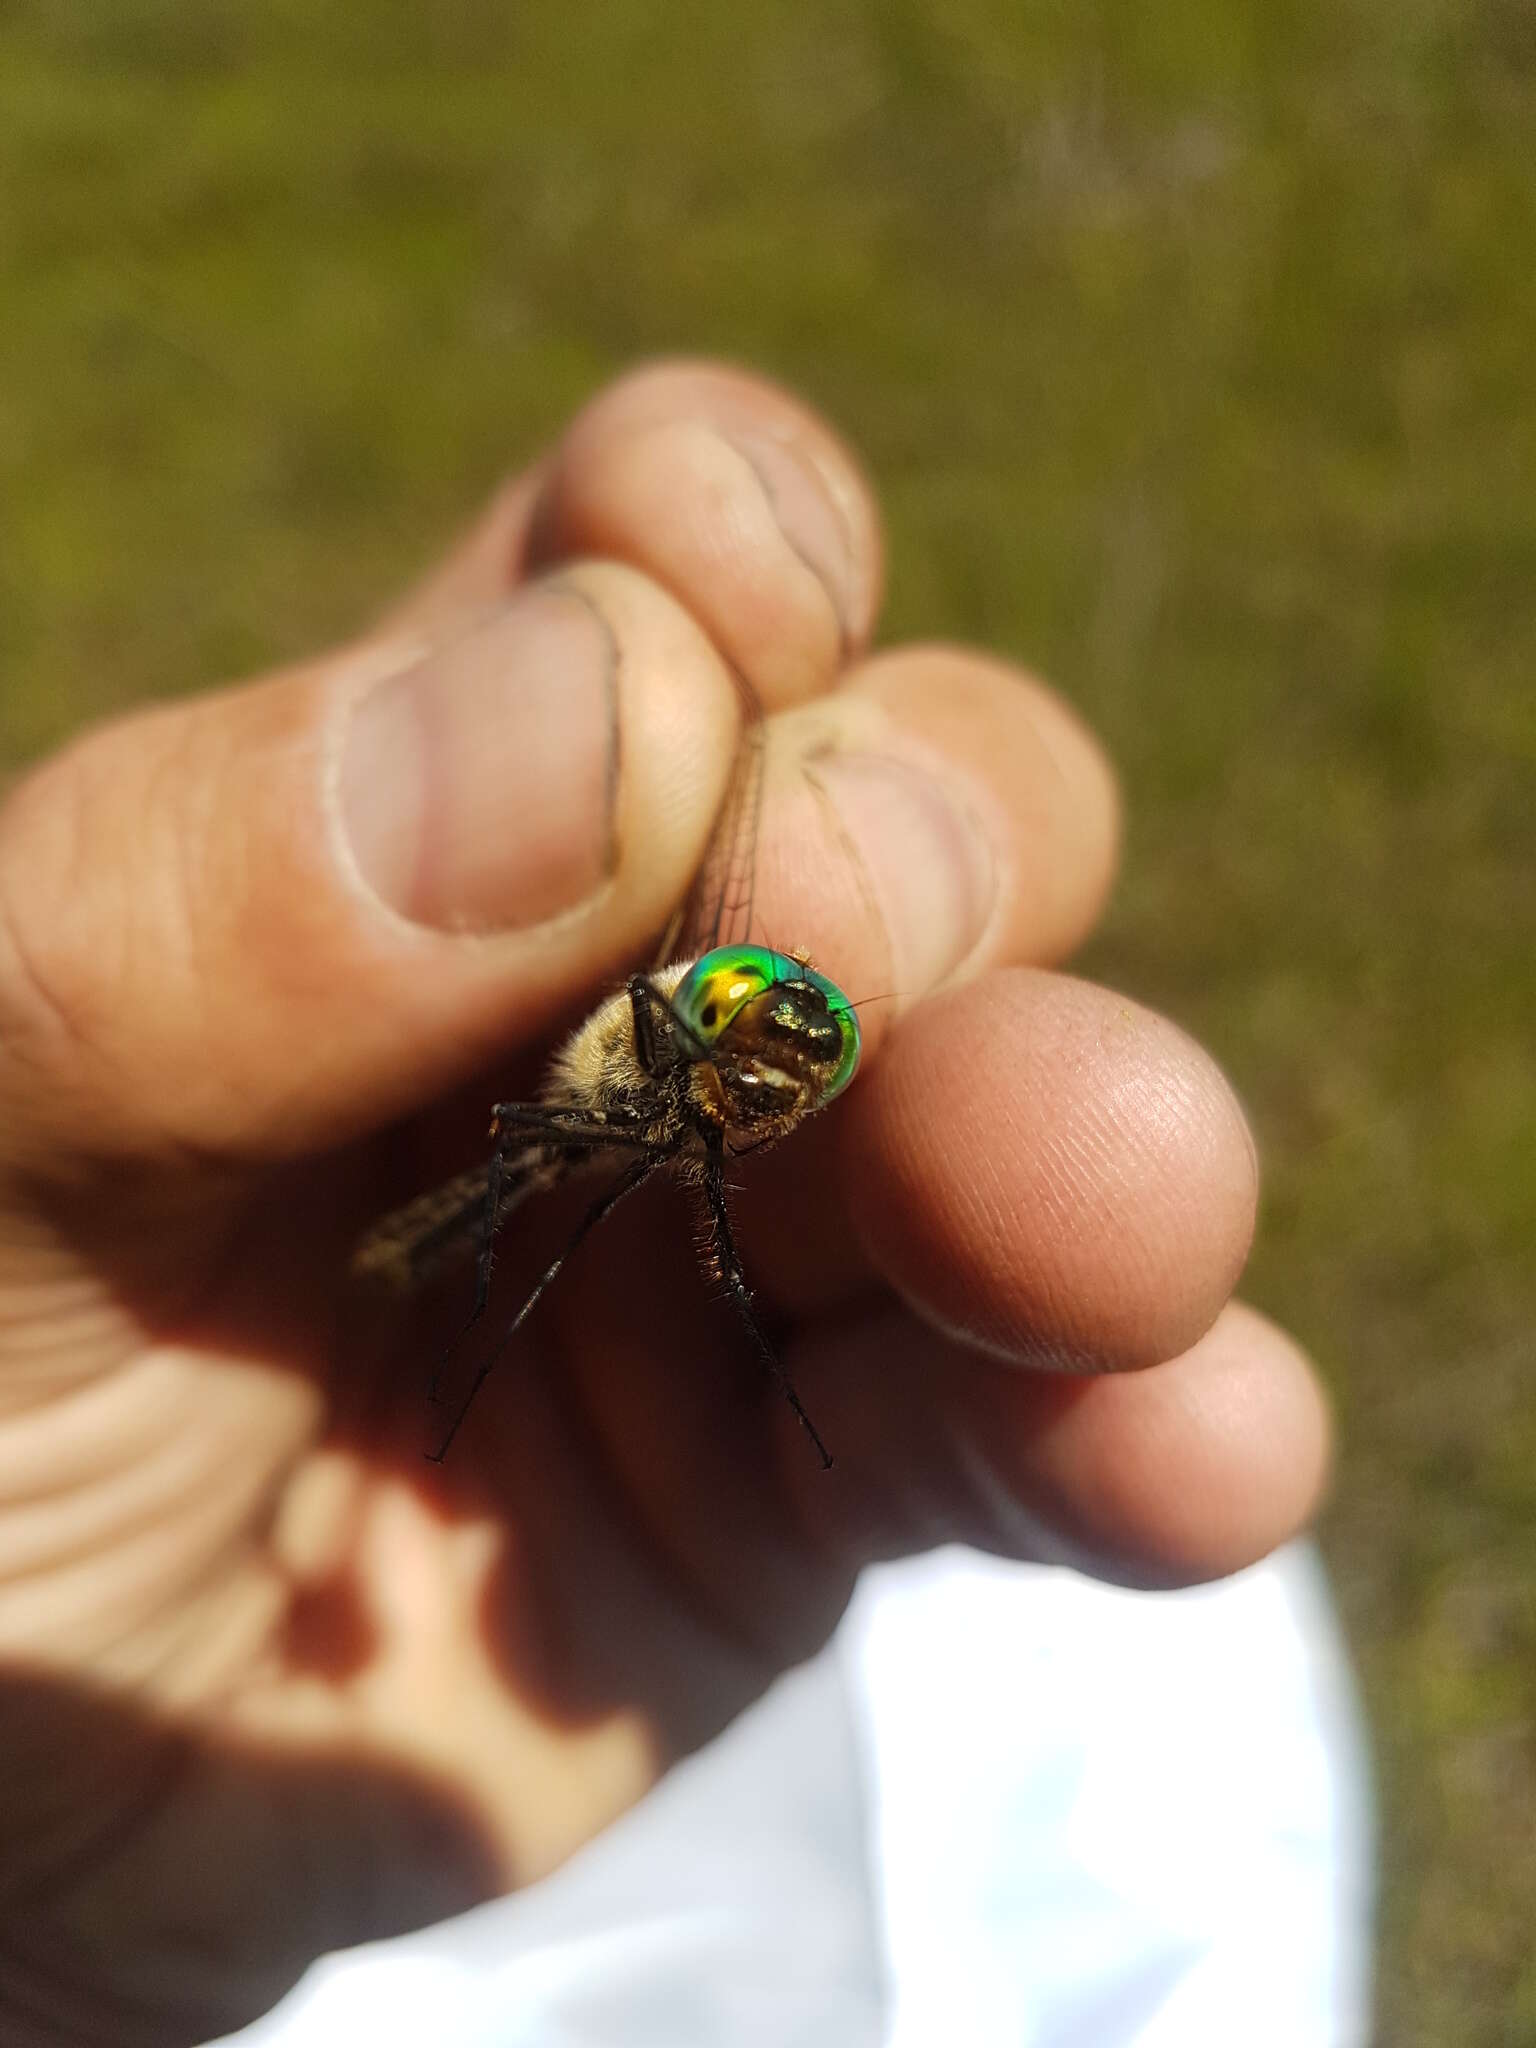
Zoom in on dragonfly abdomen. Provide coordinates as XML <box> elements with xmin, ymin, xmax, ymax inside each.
<box><xmin>353</xmin><ymin>1150</ymin><xmax>566</xmax><ymax>1291</ymax></box>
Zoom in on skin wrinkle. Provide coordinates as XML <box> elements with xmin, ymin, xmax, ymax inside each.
<box><xmin>952</xmin><ymin>1045</ymin><xmax>1108</xmax><ymax>1346</ymax></box>
<box><xmin>783</xmin><ymin>691</ymin><xmax>1006</xmax><ymax>999</ymax></box>
<box><xmin>1</xmin><ymin>1467</ymin><xmax>231</xmax><ymax>1665</ymax></box>
<box><xmin>0</xmin><ymin>1311</ymin><xmax>125</xmax><ymax>1369</ymax></box>
<box><xmin>797</xmin><ymin>433</ymin><xmax>871</xmax><ymax>640</ymax></box>
<box><xmin>948</xmin><ymin>1110</ymin><xmax>1058</xmax><ymax>1340</ymax></box>
<box><xmin>148</xmin><ymin>716</ymin><xmax>331</xmax><ymax>1163</ymax></box>
<box><xmin>703</xmin><ymin>447</ymin><xmax>777</xmax><ymax>582</ymax></box>
<box><xmin>89</xmin><ymin>1554</ymin><xmax>283</xmax><ymax>1707</ymax></box>
<box><xmin>3</xmin><ymin>713</ymin><xmax>272</xmax><ymax>1170</ymax></box>
<box><xmin>536</xmin><ymin>359</ymin><xmax>882</xmax><ymax>672</ymax></box>
<box><xmin>1030</xmin><ymin>1086</ymin><xmax>1177</xmax><ymax>1300</ymax></box>
<box><xmin>723</xmin><ymin>432</ymin><xmax>853</xmax><ymax>659</ymax></box>
<box><xmin>0</xmin><ymin>777</ymin><xmax>99</xmax><ymax>1082</ymax></box>
<box><xmin>0</xmin><ymin>1349</ymin><xmax>184</xmax><ymax>1513</ymax></box>
<box><xmin>796</xmin><ymin>756</ymin><xmax>899</xmax><ymax>1001</ymax></box>
<box><xmin>0</xmin><ymin>1325</ymin><xmax>312</xmax><ymax>1666</ymax></box>
<box><xmin>532</xmin><ymin>419</ymin><xmax>849</xmax><ymax>710</ymax></box>
<box><xmin>847</xmin><ymin>658</ymin><xmax>1104</xmax><ymax>974</ymax></box>
<box><xmin>0</xmin><ymin>1380</ymin><xmax>246</xmax><ymax>1592</ymax></box>
<box><xmin>0</xmin><ymin>1358</ymin><xmax>136</xmax><ymax>1428</ymax></box>
<box><xmin>157</xmin><ymin>719</ymin><xmax>229</xmax><ymax>1092</ymax></box>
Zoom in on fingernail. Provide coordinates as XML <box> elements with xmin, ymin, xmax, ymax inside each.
<box><xmin>720</xmin><ymin>427</ymin><xmax>863</xmax><ymax>639</ymax></box>
<box><xmin>340</xmin><ymin>589</ymin><xmax>617</xmax><ymax>932</ymax></box>
<box><xmin>810</xmin><ymin>751</ymin><xmax>996</xmax><ymax>992</ymax></box>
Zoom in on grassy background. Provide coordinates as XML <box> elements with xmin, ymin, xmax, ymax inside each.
<box><xmin>2</xmin><ymin>2</ymin><xmax>1532</xmax><ymax>2036</ymax></box>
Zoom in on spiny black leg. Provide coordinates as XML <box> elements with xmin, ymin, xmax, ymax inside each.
<box><xmin>427</xmin><ymin>1152</ymin><xmax>662</xmax><ymax>1464</ymax></box>
<box><xmin>429</xmin><ymin>1140</ymin><xmax>507</xmax><ymax>1404</ymax></box>
<box><xmin>701</xmin><ymin>1155</ymin><xmax>833</xmax><ymax>1470</ymax></box>
<box><xmin>628</xmin><ymin>974</ymin><xmax>702</xmax><ymax>1073</ymax></box>
<box><xmin>432</xmin><ymin>1116</ymin><xmax>641</xmax><ymax>1403</ymax></box>
<box><xmin>629</xmin><ymin>976</ymin><xmax>665</xmax><ymax>1074</ymax></box>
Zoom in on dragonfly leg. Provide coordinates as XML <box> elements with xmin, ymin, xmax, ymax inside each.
<box><xmin>429</xmin><ymin>1140</ymin><xmax>505</xmax><ymax>1403</ymax></box>
<box><xmin>428</xmin><ymin>1152</ymin><xmax>663</xmax><ymax>1463</ymax></box>
<box><xmin>628</xmin><ymin>974</ymin><xmax>702</xmax><ymax>1072</ymax></box>
<box><xmin>432</xmin><ymin>1114</ymin><xmax>643</xmax><ymax>1400</ymax></box>
<box><xmin>699</xmin><ymin>1152</ymin><xmax>833</xmax><ymax>1470</ymax></box>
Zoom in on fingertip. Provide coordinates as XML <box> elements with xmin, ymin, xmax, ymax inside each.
<box><xmin>524</xmin><ymin>359</ymin><xmax>885</xmax><ymax>705</ymax></box>
<box><xmin>781</xmin><ymin>1295</ymin><xmax>1329</xmax><ymax>1591</ymax></box>
<box><xmin>1007</xmin><ymin>1300</ymin><xmax>1334</xmax><ymax>1586</ymax></box>
<box><xmin>846</xmin><ymin>970</ymin><xmax>1259</xmax><ymax>1372</ymax></box>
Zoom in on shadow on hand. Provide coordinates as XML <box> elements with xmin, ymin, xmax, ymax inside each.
<box><xmin>0</xmin><ymin>1663</ymin><xmax>501</xmax><ymax>2048</ymax></box>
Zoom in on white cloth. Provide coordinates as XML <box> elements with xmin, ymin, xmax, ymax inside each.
<box><xmin>210</xmin><ymin>1541</ymin><xmax>1373</xmax><ymax>2047</ymax></box>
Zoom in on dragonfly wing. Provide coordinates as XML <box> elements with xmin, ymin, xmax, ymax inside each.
<box><xmin>651</xmin><ymin>667</ymin><xmax>766</xmax><ymax>968</ymax></box>
<box><xmin>352</xmin><ymin>1146</ymin><xmax>568</xmax><ymax>1292</ymax></box>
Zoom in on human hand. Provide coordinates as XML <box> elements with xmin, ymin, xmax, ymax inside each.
<box><xmin>0</xmin><ymin>362</ymin><xmax>1328</xmax><ymax>2047</ymax></box>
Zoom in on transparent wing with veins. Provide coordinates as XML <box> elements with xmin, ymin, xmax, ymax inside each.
<box><xmin>354</xmin><ymin>670</ymin><xmax>767</xmax><ymax>1291</ymax></box>
<box><xmin>652</xmin><ymin>667</ymin><xmax>766</xmax><ymax>968</ymax></box>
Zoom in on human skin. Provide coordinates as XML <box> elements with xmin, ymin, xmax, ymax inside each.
<box><xmin>0</xmin><ymin>362</ymin><xmax>1330</xmax><ymax>2047</ymax></box>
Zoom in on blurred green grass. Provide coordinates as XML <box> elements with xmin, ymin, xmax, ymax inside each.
<box><xmin>2</xmin><ymin>1</ymin><xmax>1533</xmax><ymax>2036</ymax></box>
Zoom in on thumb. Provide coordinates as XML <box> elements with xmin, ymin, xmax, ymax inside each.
<box><xmin>0</xmin><ymin>562</ymin><xmax>740</xmax><ymax>1168</ymax></box>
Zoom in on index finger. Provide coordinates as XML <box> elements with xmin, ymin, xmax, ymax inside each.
<box><xmin>385</xmin><ymin>359</ymin><xmax>885</xmax><ymax>711</ymax></box>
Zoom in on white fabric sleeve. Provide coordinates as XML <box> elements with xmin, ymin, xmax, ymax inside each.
<box><xmin>840</xmin><ymin>1542</ymin><xmax>1374</xmax><ymax>2047</ymax></box>
<box><xmin>208</xmin><ymin>1541</ymin><xmax>1372</xmax><ymax>2048</ymax></box>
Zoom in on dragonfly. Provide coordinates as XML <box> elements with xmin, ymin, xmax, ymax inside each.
<box><xmin>353</xmin><ymin>677</ymin><xmax>862</xmax><ymax>1466</ymax></box>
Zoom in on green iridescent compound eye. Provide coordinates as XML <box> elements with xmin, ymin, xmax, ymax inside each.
<box><xmin>672</xmin><ymin>945</ymin><xmax>861</xmax><ymax>1104</ymax></box>
<box><xmin>671</xmin><ymin>945</ymin><xmax>774</xmax><ymax>1040</ymax></box>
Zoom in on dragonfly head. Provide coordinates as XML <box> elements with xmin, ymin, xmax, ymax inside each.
<box><xmin>671</xmin><ymin>945</ymin><xmax>861</xmax><ymax>1125</ymax></box>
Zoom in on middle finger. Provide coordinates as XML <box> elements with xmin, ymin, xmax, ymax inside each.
<box><xmin>743</xmin><ymin>641</ymin><xmax>1122</xmax><ymax>1063</ymax></box>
